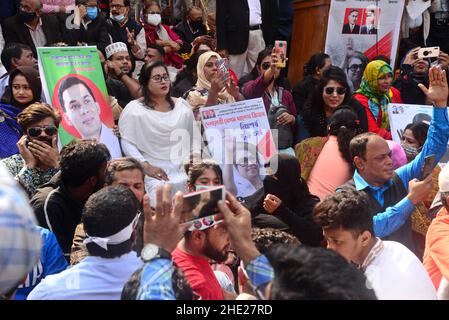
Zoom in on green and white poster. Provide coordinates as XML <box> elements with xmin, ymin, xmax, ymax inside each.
<box><xmin>37</xmin><ymin>46</ymin><xmax>121</xmax><ymax>158</ymax></box>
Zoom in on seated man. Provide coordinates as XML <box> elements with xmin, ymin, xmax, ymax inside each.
<box><xmin>314</xmin><ymin>189</ymin><xmax>437</xmax><ymax>299</ymax></box>
<box><xmin>173</xmin><ymin>5</ymin><xmax>207</xmax><ymax>55</ymax></box>
<box><xmin>424</xmin><ymin>163</ymin><xmax>449</xmax><ymax>298</ymax></box>
<box><xmin>27</xmin><ymin>185</ymin><xmax>143</xmax><ymax>299</ymax></box>
<box><xmin>30</xmin><ymin>139</ymin><xmax>110</xmax><ymax>258</ymax></box>
<box><xmin>338</xmin><ymin>66</ymin><xmax>449</xmax><ymax>252</ymax></box>
<box><xmin>136</xmin><ymin>190</ymin><xmax>377</xmax><ymax>300</ymax></box>
<box><xmin>1</xmin><ymin>103</ymin><xmax>60</xmax><ymax>197</ymax></box>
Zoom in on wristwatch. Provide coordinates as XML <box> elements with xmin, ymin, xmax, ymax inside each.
<box><xmin>141</xmin><ymin>244</ymin><xmax>172</xmax><ymax>263</ymax></box>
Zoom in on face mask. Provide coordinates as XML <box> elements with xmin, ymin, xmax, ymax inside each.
<box><xmin>195</xmin><ymin>185</ymin><xmax>213</xmax><ymax>191</ymax></box>
<box><xmin>189</xmin><ymin>20</ymin><xmax>203</xmax><ymax>30</ymax></box>
<box><xmin>401</xmin><ymin>142</ymin><xmax>420</xmax><ymax>161</ymax></box>
<box><xmin>87</xmin><ymin>7</ymin><xmax>98</xmax><ymax>20</ymax></box>
<box><xmin>18</xmin><ymin>10</ymin><xmax>37</xmax><ymax>23</ymax></box>
<box><xmin>146</xmin><ymin>13</ymin><xmax>161</xmax><ymax>26</ymax></box>
<box><xmin>111</xmin><ymin>14</ymin><xmax>126</xmax><ymax>23</ymax></box>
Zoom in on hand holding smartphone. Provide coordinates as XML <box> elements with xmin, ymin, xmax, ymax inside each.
<box><xmin>216</xmin><ymin>58</ymin><xmax>230</xmax><ymax>81</ymax></box>
<box><xmin>421</xmin><ymin>154</ymin><xmax>435</xmax><ymax>180</ymax></box>
<box><xmin>275</xmin><ymin>40</ymin><xmax>287</xmax><ymax>68</ymax></box>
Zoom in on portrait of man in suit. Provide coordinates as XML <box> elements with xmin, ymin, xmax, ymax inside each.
<box><xmin>342</xmin><ymin>9</ymin><xmax>360</xmax><ymax>34</ymax></box>
<box><xmin>361</xmin><ymin>8</ymin><xmax>378</xmax><ymax>35</ymax></box>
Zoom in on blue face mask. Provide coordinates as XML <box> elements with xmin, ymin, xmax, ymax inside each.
<box><xmin>87</xmin><ymin>7</ymin><xmax>98</xmax><ymax>20</ymax></box>
<box><xmin>111</xmin><ymin>14</ymin><xmax>126</xmax><ymax>23</ymax></box>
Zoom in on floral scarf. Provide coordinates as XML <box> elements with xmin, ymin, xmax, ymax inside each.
<box><xmin>356</xmin><ymin>60</ymin><xmax>393</xmax><ymax>130</ymax></box>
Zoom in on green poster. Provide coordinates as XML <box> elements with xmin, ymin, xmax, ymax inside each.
<box><xmin>37</xmin><ymin>46</ymin><xmax>121</xmax><ymax>158</ymax></box>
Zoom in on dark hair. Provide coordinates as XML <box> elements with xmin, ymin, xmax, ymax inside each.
<box><xmin>267</xmin><ymin>245</ymin><xmax>377</xmax><ymax>299</ymax></box>
<box><xmin>173</xmin><ymin>50</ymin><xmax>207</xmax><ymax>93</ymax></box>
<box><xmin>349</xmin><ymin>132</ymin><xmax>377</xmax><ymax>160</ymax></box>
<box><xmin>0</xmin><ymin>43</ymin><xmax>33</xmax><ymax>73</ymax></box>
<box><xmin>60</xmin><ymin>139</ymin><xmax>111</xmax><ymax>187</ymax></box>
<box><xmin>147</xmin><ymin>44</ymin><xmax>165</xmax><ymax>59</ymax></box>
<box><xmin>441</xmin><ymin>191</ymin><xmax>449</xmax><ymax>210</ymax></box>
<box><xmin>403</xmin><ymin>122</ymin><xmax>429</xmax><ymax>148</ymax></box>
<box><xmin>105</xmin><ymin>157</ymin><xmax>145</xmax><ymax>185</ymax></box>
<box><xmin>191</xmin><ymin>37</ymin><xmax>214</xmax><ymax>54</ymax></box>
<box><xmin>17</xmin><ymin>102</ymin><xmax>61</xmax><ymax>132</ymax></box>
<box><xmin>328</xmin><ymin>107</ymin><xmax>360</xmax><ymax>166</ymax></box>
<box><xmin>302</xmin><ymin>66</ymin><xmax>351</xmax><ymax>137</ymax></box>
<box><xmin>1</xmin><ymin>66</ymin><xmax>42</xmax><ymax>109</ymax></box>
<box><xmin>144</xmin><ymin>0</ymin><xmax>160</xmax><ymax>10</ymax></box>
<box><xmin>371</xmin><ymin>55</ymin><xmax>391</xmax><ymax>64</ymax></box>
<box><xmin>187</xmin><ymin>159</ymin><xmax>223</xmax><ymax>187</ymax></box>
<box><xmin>83</xmin><ymin>185</ymin><xmax>139</xmax><ymax>258</ymax></box>
<box><xmin>303</xmin><ymin>53</ymin><xmax>330</xmax><ymax>77</ymax></box>
<box><xmin>58</xmin><ymin>77</ymin><xmax>96</xmax><ymax>112</ymax></box>
<box><xmin>139</xmin><ymin>61</ymin><xmax>174</xmax><ymax>110</ymax></box>
<box><xmin>313</xmin><ymin>189</ymin><xmax>375</xmax><ymax>237</ymax></box>
<box><xmin>121</xmin><ymin>265</ymin><xmax>193</xmax><ymax>300</ymax></box>
<box><xmin>247</xmin><ymin>46</ymin><xmax>286</xmax><ymax>87</ymax></box>
<box><xmin>346</xmin><ymin>52</ymin><xmax>368</xmax><ymax>71</ymax></box>
<box><xmin>251</xmin><ymin>228</ymin><xmax>300</xmax><ymax>254</ymax></box>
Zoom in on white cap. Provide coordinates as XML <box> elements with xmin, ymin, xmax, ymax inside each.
<box><xmin>105</xmin><ymin>42</ymin><xmax>128</xmax><ymax>59</ymax></box>
<box><xmin>439</xmin><ymin>164</ymin><xmax>449</xmax><ymax>192</ymax></box>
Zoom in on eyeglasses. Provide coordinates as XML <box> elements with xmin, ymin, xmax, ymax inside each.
<box><xmin>324</xmin><ymin>87</ymin><xmax>346</xmax><ymax>95</ymax></box>
<box><xmin>151</xmin><ymin>74</ymin><xmax>170</xmax><ymax>83</ymax></box>
<box><xmin>27</xmin><ymin>125</ymin><xmax>58</xmax><ymax>138</ymax></box>
<box><xmin>261</xmin><ymin>62</ymin><xmax>271</xmax><ymax>70</ymax></box>
<box><xmin>348</xmin><ymin>64</ymin><xmax>364</xmax><ymax>72</ymax></box>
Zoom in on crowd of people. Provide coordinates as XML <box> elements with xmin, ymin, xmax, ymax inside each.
<box><xmin>1</xmin><ymin>0</ymin><xmax>449</xmax><ymax>301</ymax></box>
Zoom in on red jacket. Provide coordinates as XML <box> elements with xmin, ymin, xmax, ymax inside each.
<box><xmin>353</xmin><ymin>86</ymin><xmax>402</xmax><ymax>140</ymax></box>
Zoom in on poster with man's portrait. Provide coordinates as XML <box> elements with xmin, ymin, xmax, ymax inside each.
<box><xmin>37</xmin><ymin>46</ymin><xmax>122</xmax><ymax>158</ymax></box>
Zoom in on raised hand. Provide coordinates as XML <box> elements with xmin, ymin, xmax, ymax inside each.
<box><xmin>418</xmin><ymin>66</ymin><xmax>448</xmax><ymax>107</ymax></box>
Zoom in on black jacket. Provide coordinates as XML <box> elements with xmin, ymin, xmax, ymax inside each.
<box><xmin>173</xmin><ymin>20</ymin><xmax>207</xmax><ymax>54</ymax></box>
<box><xmin>3</xmin><ymin>15</ymin><xmax>65</xmax><ymax>57</ymax></box>
<box><xmin>216</xmin><ymin>0</ymin><xmax>278</xmax><ymax>54</ymax></box>
<box><xmin>30</xmin><ymin>172</ymin><xmax>85</xmax><ymax>257</ymax></box>
<box><xmin>392</xmin><ymin>64</ymin><xmax>428</xmax><ymax>105</ymax></box>
<box><xmin>292</xmin><ymin>75</ymin><xmax>319</xmax><ymax>115</ymax></box>
<box><xmin>65</xmin><ymin>16</ymin><xmax>111</xmax><ymax>53</ymax></box>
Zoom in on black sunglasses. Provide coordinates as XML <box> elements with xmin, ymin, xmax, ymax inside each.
<box><xmin>27</xmin><ymin>125</ymin><xmax>58</xmax><ymax>138</ymax></box>
<box><xmin>324</xmin><ymin>87</ymin><xmax>346</xmax><ymax>95</ymax></box>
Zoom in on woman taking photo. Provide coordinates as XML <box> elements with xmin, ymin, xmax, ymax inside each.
<box><xmin>0</xmin><ymin>66</ymin><xmax>42</xmax><ymax>158</ymax></box>
<box><xmin>353</xmin><ymin>59</ymin><xmax>402</xmax><ymax>140</ymax></box>
<box><xmin>119</xmin><ymin>61</ymin><xmax>201</xmax><ymax>201</ymax></box>
<box><xmin>186</xmin><ymin>51</ymin><xmax>243</xmax><ymax>120</ymax></box>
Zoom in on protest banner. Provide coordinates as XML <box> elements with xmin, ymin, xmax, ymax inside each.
<box><xmin>37</xmin><ymin>46</ymin><xmax>122</xmax><ymax>158</ymax></box>
<box><xmin>200</xmin><ymin>98</ymin><xmax>277</xmax><ymax>198</ymax></box>
<box><xmin>325</xmin><ymin>0</ymin><xmax>404</xmax><ymax>90</ymax></box>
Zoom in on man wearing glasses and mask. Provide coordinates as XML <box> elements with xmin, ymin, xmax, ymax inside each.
<box><xmin>1</xmin><ymin>102</ymin><xmax>60</xmax><ymax>197</ymax></box>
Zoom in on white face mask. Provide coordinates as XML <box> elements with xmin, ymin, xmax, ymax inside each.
<box><xmin>146</xmin><ymin>13</ymin><xmax>161</xmax><ymax>26</ymax></box>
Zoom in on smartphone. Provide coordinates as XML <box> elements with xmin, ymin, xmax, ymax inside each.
<box><xmin>180</xmin><ymin>185</ymin><xmax>225</xmax><ymax>231</ymax></box>
<box><xmin>417</xmin><ymin>47</ymin><xmax>440</xmax><ymax>59</ymax></box>
<box><xmin>421</xmin><ymin>154</ymin><xmax>435</xmax><ymax>180</ymax></box>
<box><xmin>216</xmin><ymin>58</ymin><xmax>230</xmax><ymax>81</ymax></box>
<box><xmin>275</xmin><ymin>40</ymin><xmax>287</xmax><ymax>68</ymax></box>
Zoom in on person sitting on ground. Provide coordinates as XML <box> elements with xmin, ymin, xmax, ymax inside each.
<box><xmin>306</xmin><ymin>107</ymin><xmax>361</xmax><ymax>199</ymax></box>
<box><xmin>27</xmin><ymin>185</ymin><xmax>143</xmax><ymax>300</ymax></box>
<box><xmin>248</xmin><ymin>153</ymin><xmax>323</xmax><ymax>246</ymax></box>
<box><xmin>314</xmin><ymin>189</ymin><xmax>437</xmax><ymax>299</ymax></box>
<box><xmin>30</xmin><ymin>139</ymin><xmax>111</xmax><ymax>259</ymax></box>
<box><xmin>337</xmin><ymin>65</ymin><xmax>449</xmax><ymax>253</ymax></box>
<box><xmin>1</xmin><ymin>103</ymin><xmax>60</xmax><ymax>197</ymax></box>
<box><xmin>353</xmin><ymin>60</ymin><xmax>402</xmax><ymax>140</ymax></box>
<box><xmin>172</xmin><ymin>49</ymin><xmax>207</xmax><ymax>98</ymax></box>
<box><xmin>173</xmin><ymin>5</ymin><xmax>208</xmax><ymax>55</ymax></box>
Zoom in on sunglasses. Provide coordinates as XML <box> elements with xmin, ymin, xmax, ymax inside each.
<box><xmin>324</xmin><ymin>87</ymin><xmax>346</xmax><ymax>95</ymax></box>
<box><xmin>27</xmin><ymin>125</ymin><xmax>58</xmax><ymax>138</ymax></box>
<box><xmin>348</xmin><ymin>64</ymin><xmax>364</xmax><ymax>72</ymax></box>
<box><xmin>261</xmin><ymin>62</ymin><xmax>271</xmax><ymax>70</ymax></box>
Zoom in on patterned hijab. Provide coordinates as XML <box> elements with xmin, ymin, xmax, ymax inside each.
<box><xmin>356</xmin><ymin>60</ymin><xmax>393</xmax><ymax>130</ymax></box>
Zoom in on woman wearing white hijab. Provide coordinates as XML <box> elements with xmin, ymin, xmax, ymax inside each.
<box><xmin>119</xmin><ymin>61</ymin><xmax>202</xmax><ymax>202</ymax></box>
<box><xmin>186</xmin><ymin>51</ymin><xmax>244</xmax><ymax>120</ymax></box>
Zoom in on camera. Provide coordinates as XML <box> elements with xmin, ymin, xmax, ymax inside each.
<box><xmin>417</xmin><ymin>47</ymin><xmax>440</xmax><ymax>59</ymax></box>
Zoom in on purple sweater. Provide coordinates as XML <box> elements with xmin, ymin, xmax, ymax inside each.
<box><xmin>242</xmin><ymin>74</ymin><xmax>297</xmax><ymax>116</ymax></box>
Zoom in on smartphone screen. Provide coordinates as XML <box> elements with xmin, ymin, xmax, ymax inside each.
<box><xmin>181</xmin><ymin>186</ymin><xmax>225</xmax><ymax>231</ymax></box>
<box><xmin>216</xmin><ymin>58</ymin><xmax>230</xmax><ymax>81</ymax></box>
<box><xmin>421</xmin><ymin>154</ymin><xmax>435</xmax><ymax>180</ymax></box>
<box><xmin>275</xmin><ymin>40</ymin><xmax>287</xmax><ymax>68</ymax></box>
